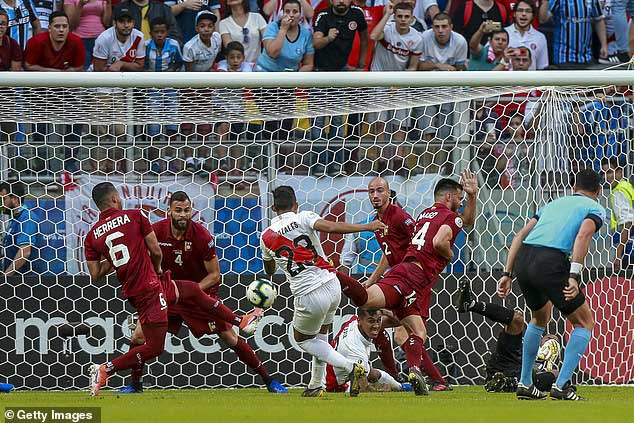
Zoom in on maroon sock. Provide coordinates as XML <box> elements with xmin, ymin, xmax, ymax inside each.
<box><xmin>175</xmin><ymin>280</ymin><xmax>242</xmax><ymax>326</ymax></box>
<box><xmin>336</xmin><ymin>271</ymin><xmax>368</xmax><ymax>307</ymax></box>
<box><xmin>421</xmin><ymin>346</ymin><xmax>445</xmax><ymax>384</ymax></box>
<box><xmin>231</xmin><ymin>338</ymin><xmax>271</xmax><ymax>384</ymax></box>
<box><xmin>129</xmin><ymin>340</ymin><xmax>144</xmax><ymax>383</ymax></box>
<box><xmin>373</xmin><ymin>330</ymin><xmax>399</xmax><ymax>377</ymax></box>
<box><xmin>402</xmin><ymin>334</ymin><xmax>423</xmax><ymax>370</ymax></box>
<box><xmin>111</xmin><ymin>323</ymin><xmax>167</xmax><ymax>373</ymax></box>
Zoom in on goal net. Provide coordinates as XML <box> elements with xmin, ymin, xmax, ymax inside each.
<box><xmin>0</xmin><ymin>72</ymin><xmax>632</xmax><ymax>390</ymax></box>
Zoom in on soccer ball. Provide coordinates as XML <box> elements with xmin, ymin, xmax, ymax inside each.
<box><xmin>246</xmin><ymin>279</ymin><xmax>277</xmax><ymax>309</ymax></box>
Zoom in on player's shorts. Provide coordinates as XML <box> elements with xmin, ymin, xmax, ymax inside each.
<box><xmin>167</xmin><ymin>303</ymin><xmax>232</xmax><ymax>337</ymax></box>
<box><xmin>128</xmin><ymin>280</ymin><xmax>169</xmax><ymax>325</ymax></box>
<box><xmin>514</xmin><ymin>244</ymin><xmax>585</xmax><ymax>315</ymax></box>
<box><xmin>376</xmin><ymin>261</ymin><xmax>432</xmax><ymax>320</ymax></box>
<box><xmin>293</xmin><ymin>277</ymin><xmax>340</xmax><ymax>336</ymax></box>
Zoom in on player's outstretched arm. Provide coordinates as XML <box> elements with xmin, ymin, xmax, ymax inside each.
<box><xmin>313</xmin><ymin>218</ymin><xmax>387</xmax><ymax>234</ymax></box>
<box><xmin>497</xmin><ymin>217</ymin><xmax>538</xmax><ymax>298</ymax></box>
<box><xmin>565</xmin><ymin>218</ymin><xmax>598</xmax><ymax>300</ymax></box>
<box><xmin>364</xmin><ymin>254</ymin><xmax>389</xmax><ymax>287</ymax></box>
<box><xmin>199</xmin><ymin>257</ymin><xmax>221</xmax><ymax>291</ymax></box>
<box><xmin>86</xmin><ymin>259</ymin><xmax>113</xmax><ymax>281</ymax></box>
<box><xmin>459</xmin><ymin>169</ymin><xmax>479</xmax><ymax>228</ymax></box>
<box><xmin>143</xmin><ymin>231</ymin><xmax>163</xmax><ymax>277</ymax></box>
<box><xmin>432</xmin><ymin>225</ymin><xmax>454</xmax><ymax>261</ymax></box>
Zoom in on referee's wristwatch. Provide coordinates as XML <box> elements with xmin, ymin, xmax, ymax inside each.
<box><xmin>501</xmin><ymin>271</ymin><xmax>512</xmax><ymax>278</ymax></box>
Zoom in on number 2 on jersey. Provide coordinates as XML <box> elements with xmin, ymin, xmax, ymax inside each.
<box><xmin>412</xmin><ymin>222</ymin><xmax>430</xmax><ymax>250</ymax></box>
<box><xmin>274</xmin><ymin>235</ymin><xmax>319</xmax><ymax>277</ymax></box>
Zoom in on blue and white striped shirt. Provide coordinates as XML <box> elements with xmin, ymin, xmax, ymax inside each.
<box><xmin>0</xmin><ymin>0</ymin><xmax>38</xmax><ymax>50</ymax></box>
<box><xmin>550</xmin><ymin>0</ymin><xmax>604</xmax><ymax>65</ymax></box>
<box><xmin>144</xmin><ymin>38</ymin><xmax>183</xmax><ymax>72</ymax></box>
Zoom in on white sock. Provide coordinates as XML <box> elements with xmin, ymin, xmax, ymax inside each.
<box><xmin>307</xmin><ymin>334</ymin><xmax>328</xmax><ymax>389</ymax></box>
<box><xmin>298</xmin><ymin>337</ymin><xmax>354</xmax><ymax>374</ymax></box>
<box><xmin>376</xmin><ymin>369</ymin><xmax>403</xmax><ymax>391</ymax></box>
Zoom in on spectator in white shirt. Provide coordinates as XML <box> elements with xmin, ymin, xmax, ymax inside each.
<box><xmin>416</xmin><ymin>12</ymin><xmax>467</xmax><ymax>142</ymax></box>
<box><xmin>183</xmin><ymin>9</ymin><xmax>222</xmax><ymax>71</ymax></box>
<box><xmin>504</xmin><ymin>0</ymin><xmax>547</xmax><ymax>70</ymax></box>
<box><xmin>219</xmin><ymin>0</ymin><xmax>267</xmax><ymax>63</ymax></box>
<box><xmin>369</xmin><ymin>2</ymin><xmax>422</xmax><ymax>146</ymax></box>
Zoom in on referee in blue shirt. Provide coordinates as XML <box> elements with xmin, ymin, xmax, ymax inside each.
<box><xmin>498</xmin><ymin>169</ymin><xmax>606</xmax><ymax>401</ymax></box>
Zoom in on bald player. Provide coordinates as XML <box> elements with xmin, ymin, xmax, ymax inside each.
<box><xmin>337</xmin><ymin>171</ymin><xmax>479</xmax><ymax>395</ymax></box>
<box><xmin>358</xmin><ymin>177</ymin><xmax>451</xmax><ymax>390</ymax></box>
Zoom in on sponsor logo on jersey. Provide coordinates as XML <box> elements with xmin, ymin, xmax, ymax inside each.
<box><xmin>348</xmin><ymin>21</ymin><xmax>357</xmax><ymax>30</ymax></box>
<box><xmin>455</xmin><ymin>217</ymin><xmax>463</xmax><ymax>228</ymax></box>
<box><xmin>159</xmin><ymin>242</ymin><xmax>172</xmax><ymax>247</ymax></box>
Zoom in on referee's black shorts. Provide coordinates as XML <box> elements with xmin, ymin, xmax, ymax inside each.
<box><xmin>514</xmin><ymin>244</ymin><xmax>585</xmax><ymax>315</ymax></box>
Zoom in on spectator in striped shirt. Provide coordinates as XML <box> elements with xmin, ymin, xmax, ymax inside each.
<box><xmin>0</xmin><ymin>9</ymin><xmax>22</xmax><ymax>71</ymax></box>
<box><xmin>145</xmin><ymin>17</ymin><xmax>181</xmax><ymax>137</ymax></box>
<box><xmin>145</xmin><ymin>16</ymin><xmax>182</xmax><ymax>71</ymax></box>
<box><xmin>539</xmin><ymin>0</ymin><xmax>608</xmax><ymax>69</ymax></box>
<box><xmin>0</xmin><ymin>0</ymin><xmax>42</xmax><ymax>50</ymax></box>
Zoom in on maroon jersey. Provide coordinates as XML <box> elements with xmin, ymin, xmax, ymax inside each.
<box><xmin>373</xmin><ymin>203</ymin><xmax>416</xmax><ymax>267</ymax></box>
<box><xmin>84</xmin><ymin>208</ymin><xmax>158</xmax><ymax>298</ymax></box>
<box><xmin>403</xmin><ymin>203</ymin><xmax>463</xmax><ymax>282</ymax></box>
<box><xmin>152</xmin><ymin>218</ymin><xmax>217</xmax><ymax>294</ymax></box>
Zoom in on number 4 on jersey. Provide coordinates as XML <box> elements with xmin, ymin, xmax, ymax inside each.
<box><xmin>412</xmin><ymin>222</ymin><xmax>430</xmax><ymax>250</ymax></box>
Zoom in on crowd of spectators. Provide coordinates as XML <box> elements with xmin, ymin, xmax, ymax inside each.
<box><xmin>1</xmin><ymin>0</ymin><xmax>632</xmax><ymax>183</ymax></box>
<box><xmin>3</xmin><ymin>0</ymin><xmax>631</xmax><ymax>73</ymax></box>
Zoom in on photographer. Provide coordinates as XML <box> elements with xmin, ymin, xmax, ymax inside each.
<box><xmin>468</xmin><ymin>20</ymin><xmax>508</xmax><ymax>70</ymax></box>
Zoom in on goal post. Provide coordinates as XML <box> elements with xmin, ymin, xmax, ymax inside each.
<box><xmin>0</xmin><ymin>71</ymin><xmax>632</xmax><ymax>389</ymax></box>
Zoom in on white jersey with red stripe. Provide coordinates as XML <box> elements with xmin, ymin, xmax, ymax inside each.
<box><xmin>260</xmin><ymin>210</ymin><xmax>336</xmax><ymax>297</ymax></box>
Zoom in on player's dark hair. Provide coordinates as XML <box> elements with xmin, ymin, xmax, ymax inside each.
<box><xmin>0</xmin><ymin>181</ymin><xmax>25</xmax><ymax>198</ymax></box>
<box><xmin>169</xmin><ymin>191</ymin><xmax>191</xmax><ymax>205</ymax></box>
<box><xmin>574</xmin><ymin>168</ymin><xmax>602</xmax><ymax>193</ymax></box>
<box><xmin>272</xmin><ymin>186</ymin><xmax>297</xmax><ymax>212</ymax></box>
<box><xmin>394</xmin><ymin>2</ymin><xmax>413</xmax><ymax>13</ymax></box>
<box><xmin>49</xmin><ymin>10</ymin><xmax>68</xmax><ymax>24</ymax></box>
<box><xmin>226</xmin><ymin>41</ymin><xmax>245</xmax><ymax>56</ymax></box>
<box><xmin>92</xmin><ymin>182</ymin><xmax>118</xmax><ymax>208</ymax></box>
<box><xmin>150</xmin><ymin>16</ymin><xmax>169</xmax><ymax>30</ymax></box>
<box><xmin>358</xmin><ymin>308</ymin><xmax>381</xmax><ymax>319</ymax></box>
<box><xmin>514</xmin><ymin>0</ymin><xmax>537</xmax><ymax>17</ymax></box>
<box><xmin>434</xmin><ymin>178</ymin><xmax>463</xmax><ymax>199</ymax></box>
<box><xmin>433</xmin><ymin>12</ymin><xmax>452</xmax><ymax>25</ymax></box>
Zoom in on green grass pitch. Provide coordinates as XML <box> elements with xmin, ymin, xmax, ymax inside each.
<box><xmin>2</xmin><ymin>387</ymin><xmax>632</xmax><ymax>423</ymax></box>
